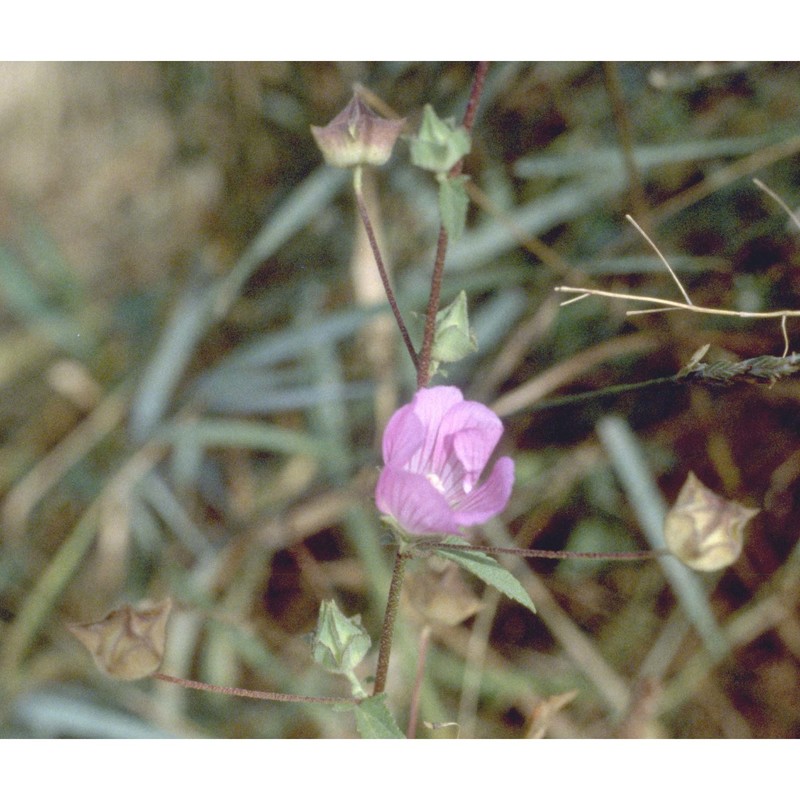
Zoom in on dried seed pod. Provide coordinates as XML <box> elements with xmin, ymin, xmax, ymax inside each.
<box><xmin>310</xmin><ymin>93</ymin><xmax>405</xmax><ymax>169</ymax></box>
<box><xmin>664</xmin><ymin>473</ymin><xmax>758</xmax><ymax>571</ymax></box>
<box><xmin>68</xmin><ymin>598</ymin><xmax>172</xmax><ymax>681</ymax></box>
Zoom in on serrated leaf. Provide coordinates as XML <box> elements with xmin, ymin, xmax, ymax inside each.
<box><xmin>433</xmin><ymin>538</ymin><xmax>536</xmax><ymax>613</ymax></box>
<box><xmin>438</xmin><ymin>175</ymin><xmax>470</xmax><ymax>240</ymax></box>
<box><xmin>354</xmin><ymin>694</ymin><xmax>405</xmax><ymax>739</ymax></box>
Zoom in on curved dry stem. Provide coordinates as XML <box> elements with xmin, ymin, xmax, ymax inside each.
<box><xmin>555</xmin><ymin>285</ymin><xmax>800</xmax><ymax>320</ymax></box>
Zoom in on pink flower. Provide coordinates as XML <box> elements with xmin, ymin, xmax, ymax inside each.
<box><xmin>376</xmin><ymin>386</ymin><xmax>515</xmax><ymax>537</ymax></box>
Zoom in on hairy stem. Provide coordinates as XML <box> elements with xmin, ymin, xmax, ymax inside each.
<box><xmin>417</xmin><ymin>61</ymin><xmax>490</xmax><ymax>388</ymax></box>
<box><xmin>152</xmin><ymin>672</ymin><xmax>355</xmax><ymax>705</ymax></box>
<box><xmin>372</xmin><ymin>549</ymin><xmax>410</xmax><ymax>695</ymax></box>
<box><xmin>425</xmin><ymin>541</ymin><xmax>670</xmax><ymax>561</ymax></box>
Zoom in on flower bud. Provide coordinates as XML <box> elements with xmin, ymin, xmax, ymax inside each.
<box><xmin>409</xmin><ymin>104</ymin><xmax>471</xmax><ymax>174</ymax></box>
<box><xmin>68</xmin><ymin>598</ymin><xmax>172</xmax><ymax>681</ymax></box>
<box><xmin>664</xmin><ymin>472</ymin><xmax>758</xmax><ymax>571</ymax></box>
<box><xmin>431</xmin><ymin>290</ymin><xmax>477</xmax><ymax>371</ymax></box>
<box><xmin>311</xmin><ymin>599</ymin><xmax>371</xmax><ymax>675</ymax></box>
<box><xmin>311</xmin><ymin>94</ymin><xmax>405</xmax><ymax>169</ymax></box>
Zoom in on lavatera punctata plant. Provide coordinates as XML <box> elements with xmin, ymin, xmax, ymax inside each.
<box><xmin>375</xmin><ymin>385</ymin><xmax>514</xmax><ymax>540</ymax></box>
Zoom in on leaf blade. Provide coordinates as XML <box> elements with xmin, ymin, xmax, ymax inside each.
<box><xmin>354</xmin><ymin>695</ymin><xmax>405</xmax><ymax>739</ymax></box>
<box><xmin>433</xmin><ymin>538</ymin><xmax>536</xmax><ymax>614</ymax></box>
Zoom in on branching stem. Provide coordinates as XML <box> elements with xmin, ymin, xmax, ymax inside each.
<box><xmin>423</xmin><ymin>541</ymin><xmax>670</xmax><ymax>561</ymax></box>
<box><xmin>555</xmin><ymin>285</ymin><xmax>800</xmax><ymax>320</ymax></box>
<box><xmin>417</xmin><ymin>61</ymin><xmax>490</xmax><ymax>388</ymax></box>
<box><xmin>152</xmin><ymin>672</ymin><xmax>355</xmax><ymax>705</ymax></box>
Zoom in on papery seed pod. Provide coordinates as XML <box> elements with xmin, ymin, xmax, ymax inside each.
<box><xmin>68</xmin><ymin>598</ymin><xmax>172</xmax><ymax>681</ymax></box>
<box><xmin>664</xmin><ymin>473</ymin><xmax>758</xmax><ymax>571</ymax></box>
<box><xmin>310</xmin><ymin>93</ymin><xmax>405</xmax><ymax>169</ymax></box>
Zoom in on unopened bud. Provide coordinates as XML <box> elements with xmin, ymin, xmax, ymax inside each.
<box><xmin>311</xmin><ymin>94</ymin><xmax>405</xmax><ymax>169</ymax></box>
<box><xmin>431</xmin><ymin>290</ymin><xmax>477</xmax><ymax>368</ymax></box>
<box><xmin>68</xmin><ymin>598</ymin><xmax>172</xmax><ymax>681</ymax></box>
<box><xmin>311</xmin><ymin>599</ymin><xmax>371</xmax><ymax>675</ymax></box>
<box><xmin>409</xmin><ymin>105</ymin><xmax>471</xmax><ymax>174</ymax></box>
<box><xmin>664</xmin><ymin>473</ymin><xmax>758</xmax><ymax>571</ymax></box>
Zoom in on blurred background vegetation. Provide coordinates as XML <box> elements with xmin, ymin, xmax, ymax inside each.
<box><xmin>1</xmin><ymin>61</ymin><xmax>800</xmax><ymax>738</ymax></box>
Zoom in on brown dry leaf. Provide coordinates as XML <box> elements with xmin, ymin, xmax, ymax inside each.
<box><xmin>67</xmin><ymin>597</ymin><xmax>172</xmax><ymax>681</ymax></box>
<box><xmin>664</xmin><ymin>472</ymin><xmax>759</xmax><ymax>571</ymax></box>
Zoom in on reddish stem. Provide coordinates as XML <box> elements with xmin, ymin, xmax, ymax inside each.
<box><xmin>417</xmin><ymin>61</ymin><xmax>490</xmax><ymax>388</ymax></box>
<box><xmin>152</xmin><ymin>672</ymin><xmax>355</xmax><ymax>705</ymax></box>
<box><xmin>424</xmin><ymin>542</ymin><xmax>669</xmax><ymax>561</ymax></box>
<box><xmin>372</xmin><ymin>549</ymin><xmax>410</xmax><ymax>696</ymax></box>
<box><xmin>355</xmin><ymin>189</ymin><xmax>419</xmax><ymax>370</ymax></box>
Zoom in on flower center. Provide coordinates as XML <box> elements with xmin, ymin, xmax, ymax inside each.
<box><xmin>425</xmin><ymin>472</ymin><xmax>446</xmax><ymax>495</ymax></box>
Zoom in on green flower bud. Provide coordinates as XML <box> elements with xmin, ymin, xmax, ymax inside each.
<box><xmin>311</xmin><ymin>94</ymin><xmax>405</xmax><ymax>169</ymax></box>
<box><xmin>409</xmin><ymin>104</ymin><xmax>471</xmax><ymax>174</ymax></box>
<box><xmin>311</xmin><ymin>599</ymin><xmax>371</xmax><ymax>675</ymax></box>
<box><xmin>431</xmin><ymin>290</ymin><xmax>477</xmax><ymax>367</ymax></box>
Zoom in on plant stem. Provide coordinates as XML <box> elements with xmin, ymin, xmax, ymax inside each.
<box><xmin>458</xmin><ymin>60</ymin><xmax>490</xmax><ymax>153</ymax></box>
<box><xmin>353</xmin><ymin>168</ymin><xmax>419</xmax><ymax>370</ymax></box>
<box><xmin>417</xmin><ymin>61</ymin><xmax>490</xmax><ymax>389</ymax></box>
<box><xmin>425</xmin><ymin>541</ymin><xmax>670</xmax><ymax>561</ymax></box>
<box><xmin>417</xmin><ymin>226</ymin><xmax>449</xmax><ymax>388</ymax></box>
<box><xmin>527</xmin><ymin>374</ymin><xmax>679</xmax><ymax>412</ymax></box>
<box><xmin>406</xmin><ymin>624</ymin><xmax>432</xmax><ymax>738</ymax></box>
<box><xmin>152</xmin><ymin>672</ymin><xmax>355</xmax><ymax>705</ymax></box>
<box><xmin>372</xmin><ymin>549</ymin><xmax>410</xmax><ymax>695</ymax></box>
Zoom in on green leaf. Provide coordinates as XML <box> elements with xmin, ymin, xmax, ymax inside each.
<box><xmin>432</xmin><ymin>537</ymin><xmax>536</xmax><ymax>613</ymax></box>
<box><xmin>354</xmin><ymin>694</ymin><xmax>405</xmax><ymax>738</ymax></box>
<box><xmin>438</xmin><ymin>175</ymin><xmax>470</xmax><ymax>241</ymax></box>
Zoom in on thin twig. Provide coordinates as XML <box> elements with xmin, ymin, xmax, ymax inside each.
<box><xmin>753</xmin><ymin>178</ymin><xmax>800</xmax><ymax>233</ymax></box>
<box><xmin>555</xmin><ymin>285</ymin><xmax>800</xmax><ymax>320</ymax></box>
<box><xmin>152</xmin><ymin>672</ymin><xmax>355</xmax><ymax>705</ymax></box>
<box><xmin>626</xmin><ymin>214</ymin><xmax>693</xmax><ymax>306</ymax></box>
<box><xmin>354</xmin><ymin>172</ymin><xmax>419</xmax><ymax>369</ymax></box>
<box><xmin>523</xmin><ymin>374</ymin><xmax>679</xmax><ymax>412</ymax></box>
<box><xmin>423</xmin><ymin>541</ymin><xmax>669</xmax><ymax>561</ymax></box>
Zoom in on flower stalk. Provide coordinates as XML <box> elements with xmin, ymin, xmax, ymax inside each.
<box><xmin>353</xmin><ymin>167</ymin><xmax>419</xmax><ymax>369</ymax></box>
<box><xmin>425</xmin><ymin>541</ymin><xmax>670</xmax><ymax>561</ymax></box>
<box><xmin>153</xmin><ymin>672</ymin><xmax>356</xmax><ymax>705</ymax></box>
<box><xmin>372</xmin><ymin>549</ymin><xmax>411</xmax><ymax>696</ymax></box>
